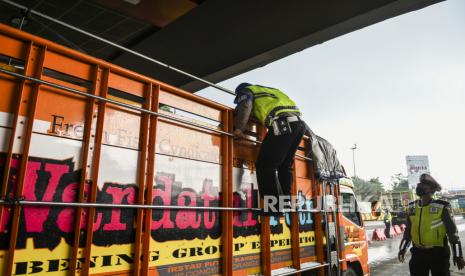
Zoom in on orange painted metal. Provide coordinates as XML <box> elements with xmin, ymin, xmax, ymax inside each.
<box><xmin>108</xmin><ymin>72</ymin><xmax>145</xmax><ymax>98</ymax></box>
<box><xmin>43</xmin><ymin>50</ymin><xmax>94</xmax><ymax>81</ymax></box>
<box><xmin>255</xmin><ymin>127</ymin><xmax>271</xmax><ymax>276</ymax></box>
<box><xmin>4</xmin><ymin>45</ymin><xmax>46</xmax><ymax>276</ymax></box>
<box><xmin>81</xmin><ymin>69</ymin><xmax>109</xmax><ymax>276</ymax></box>
<box><xmin>132</xmin><ymin>83</ymin><xmax>152</xmax><ymax>276</ymax></box>
<box><xmin>0</xmin><ymin>23</ymin><xmax>228</xmax><ymax>112</ymax></box>
<box><xmin>334</xmin><ymin>184</ymin><xmax>347</xmax><ymax>271</ymax></box>
<box><xmin>0</xmin><ymin>31</ymin><xmax>29</xmax><ymax>60</ymax></box>
<box><xmin>221</xmin><ymin>109</ymin><xmax>233</xmax><ymax>275</ymax></box>
<box><xmin>290</xmin><ymin>159</ymin><xmax>301</xmax><ymax>274</ymax></box>
<box><xmin>312</xmin><ymin>171</ymin><xmax>325</xmax><ymax>276</ymax></box>
<box><xmin>69</xmin><ymin>65</ymin><xmax>101</xmax><ymax>276</ymax></box>
<box><xmin>141</xmin><ymin>84</ymin><xmax>159</xmax><ymax>276</ymax></box>
<box><xmin>0</xmin><ymin>42</ymin><xmax>33</xmax><ymax>237</ymax></box>
<box><xmin>260</xmin><ymin>213</ymin><xmax>271</xmax><ymax>276</ymax></box>
<box><xmin>227</xmin><ymin>110</ymin><xmax>234</xmax><ymax>275</ymax></box>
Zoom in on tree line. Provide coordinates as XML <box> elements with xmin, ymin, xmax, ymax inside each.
<box><xmin>352</xmin><ymin>173</ymin><xmax>409</xmax><ymax>202</ymax></box>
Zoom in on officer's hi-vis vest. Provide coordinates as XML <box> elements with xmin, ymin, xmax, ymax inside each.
<box><xmin>408</xmin><ymin>200</ymin><xmax>447</xmax><ymax>247</ymax></box>
<box><xmin>245</xmin><ymin>85</ymin><xmax>300</xmax><ymax>127</ymax></box>
<box><xmin>384</xmin><ymin>213</ymin><xmax>392</xmax><ymax>223</ymax></box>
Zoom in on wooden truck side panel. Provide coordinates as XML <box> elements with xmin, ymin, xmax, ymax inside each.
<box><xmin>0</xmin><ymin>23</ymin><xmax>367</xmax><ymax>276</ymax></box>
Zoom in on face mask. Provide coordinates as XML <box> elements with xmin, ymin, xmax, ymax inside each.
<box><xmin>416</xmin><ymin>186</ymin><xmax>428</xmax><ymax>196</ymax></box>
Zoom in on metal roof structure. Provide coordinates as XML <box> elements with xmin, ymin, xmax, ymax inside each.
<box><xmin>0</xmin><ymin>0</ymin><xmax>444</xmax><ymax>93</ymax></box>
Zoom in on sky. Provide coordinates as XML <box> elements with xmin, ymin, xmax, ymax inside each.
<box><xmin>198</xmin><ymin>0</ymin><xmax>465</xmax><ymax>191</ymax></box>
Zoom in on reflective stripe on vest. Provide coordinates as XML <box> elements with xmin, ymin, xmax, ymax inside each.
<box><xmin>409</xmin><ymin>201</ymin><xmax>447</xmax><ymax>247</ymax></box>
<box><xmin>245</xmin><ymin>85</ymin><xmax>300</xmax><ymax>126</ymax></box>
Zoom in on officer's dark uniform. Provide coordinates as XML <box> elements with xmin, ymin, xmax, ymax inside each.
<box><xmin>402</xmin><ymin>199</ymin><xmax>461</xmax><ymax>275</ymax></box>
<box><xmin>234</xmin><ymin>83</ymin><xmax>305</xmax><ymax>201</ymax></box>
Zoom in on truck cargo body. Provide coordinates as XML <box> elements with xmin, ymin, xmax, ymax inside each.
<box><xmin>0</xmin><ymin>24</ymin><xmax>368</xmax><ymax>276</ymax></box>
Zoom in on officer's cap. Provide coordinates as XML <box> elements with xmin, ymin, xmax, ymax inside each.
<box><xmin>419</xmin><ymin>173</ymin><xmax>442</xmax><ymax>192</ymax></box>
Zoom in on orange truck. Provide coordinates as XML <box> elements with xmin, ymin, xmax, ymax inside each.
<box><xmin>0</xmin><ymin>23</ymin><xmax>368</xmax><ymax>276</ymax></box>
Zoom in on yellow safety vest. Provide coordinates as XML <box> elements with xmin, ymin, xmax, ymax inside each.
<box><xmin>408</xmin><ymin>200</ymin><xmax>447</xmax><ymax>247</ymax></box>
<box><xmin>384</xmin><ymin>213</ymin><xmax>392</xmax><ymax>223</ymax></box>
<box><xmin>245</xmin><ymin>85</ymin><xmax>300</xmax><ymax>126</ymax></box>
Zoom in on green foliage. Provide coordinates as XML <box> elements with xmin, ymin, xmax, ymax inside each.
<box><xmin>352</xmin><ymin>176</ymin><xmax>385</xmax><ymax>202</ymax></box>
<box><xmin>390</xmin><ymin>173</ymin><xmax>409</xmax><ymax>192</ymax></box>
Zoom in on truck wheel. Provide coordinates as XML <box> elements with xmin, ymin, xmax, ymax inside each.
<box><xmin>343</xmin><ymin>267</ymin><xmax>358</xmax><ymax>276</ymax></box>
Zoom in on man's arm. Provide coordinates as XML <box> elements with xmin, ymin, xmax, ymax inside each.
<box><xmin>442</xmin><ymin>202</ymin><xmax>464</xmax><ymax>269</ymax></box>
<box><xmin>442</xmin><ymin>203</ymin><xmax>460</xmax><ymax>244</ymax></box>
<box><xmin>234</xmin><ymin>89</ymin><xmax>253</xmax><ymax>132</ymax></box>
<box><xmin>398</xmin><ymin>209</ymin><xmax>412</xmax><ymax>262</ymax></box>
<box><xmin>402</xmin><ymin>213</ymin><xmax>412</xmax><ymax>242</ymax></box>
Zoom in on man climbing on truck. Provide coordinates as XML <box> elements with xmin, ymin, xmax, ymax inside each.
<box><xmin>233</xmin><ymin>83</ymin><xmax>306</xmax><ymax>213</ymax></box>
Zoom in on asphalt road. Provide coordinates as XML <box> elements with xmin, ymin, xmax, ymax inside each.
<box><xmin>367</xmin><ymin>217</ymin><xmax>465</xmax><ymax>275</ymax></box>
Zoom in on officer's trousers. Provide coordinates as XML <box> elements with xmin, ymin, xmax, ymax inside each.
<box><xmin>409</xmin><ymin>246</ymin><xmax>450</xmax><ymax>276</ymax></box>
<box><xmin>256</xmin><ymin>120</ymin><xmax>306</xmax><ymax>205</ymax></box>
<box><xmin>384</xmin><ymin>222</ymin><xmax>391</xmax><ymax>238</ymax></box>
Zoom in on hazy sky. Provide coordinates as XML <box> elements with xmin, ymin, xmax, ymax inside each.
<box><xmin>198</xmin><ymin>0</ymin><xmax>465</xmax><ymax>190</ymax></box>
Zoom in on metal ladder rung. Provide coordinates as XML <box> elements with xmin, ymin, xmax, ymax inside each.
<box><xmin>301</xmin><ymin>261</ymin><xmax>323</xmax><ymax>269</ymax></box>
<box><xmin>270</xmin><ymin>262</ymin><xmax>328</xmax><ymax>276</ymax></box>
<box><xmin>271</xmin><ymin>267</ymin><xmax>297</xmax><ymax>276</ymax></box>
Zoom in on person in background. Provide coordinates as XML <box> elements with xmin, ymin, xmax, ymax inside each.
<box><xmin>398</xmin><ymin>174</ymin><xmax>465</xmax><ymax>275</ymax></box>
<box><xmin>384</xmin><ymin>209</ymin><xmax>392</xmax><ymax>238</ymax></box>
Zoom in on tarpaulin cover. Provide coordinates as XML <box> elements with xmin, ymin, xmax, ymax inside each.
<box><xmin>305</xmin><ymin>124</ymin><xmax>346</xmax><ymax>180</ymax></box>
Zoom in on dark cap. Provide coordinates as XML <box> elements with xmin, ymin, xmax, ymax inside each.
<box><xmin>419</xmin><ymin>173</ymin><xmax>442</xmax><ymax>192</ymax></box>
<box><xmin>235</xmin><ymin>82</ymin><xmax>252</xmax><ymax>94</ymax></box>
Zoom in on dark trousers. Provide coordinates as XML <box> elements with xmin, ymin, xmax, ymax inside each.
<box><xmin>256</xmin><ymin>120</ymin><xmax>306</xmax><ymax>201</ymax></box>
<box><xmin>409</xmin><ymin>246</ymin><xmax>450</xmax><ymax>276</ymax></box>
<box><xmin>384</xmin><ymin>222</ymin><xmax>391</xmax><ymax>238</ymax></box>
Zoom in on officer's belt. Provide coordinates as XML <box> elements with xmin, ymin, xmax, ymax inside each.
<box><xmin>413</xmin><ymin>244</ymin><xmax>436</xmax><ymax>249</ymax></box>
<box><xmin>285</xmin><ymin>116</ymin><xmax>301</xmax><ymax>123</ymax></box>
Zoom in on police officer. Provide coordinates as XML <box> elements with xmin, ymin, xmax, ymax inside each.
<box><xmin>233</xmin><ymin>83</ymin><xmax>306</xmax><ymax>211</ymax></box>
<box><xmin>384</xmin><ymin>209</ymin><xmax>392</xmax><ymax>238</ymax></box>
<box><xmin>398</xmin><ymin>173</ymin><xmax>465</xmax><ymax>275</ymax></box>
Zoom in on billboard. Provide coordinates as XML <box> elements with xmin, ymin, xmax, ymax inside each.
<box><xmin>406</xmin><ymin>155</ymin><xmax>430</xmax><ymax>189</ymax></box>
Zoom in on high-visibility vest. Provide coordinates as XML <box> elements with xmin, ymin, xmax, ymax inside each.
<box><xmin>384</xmin><ymin>213</ymin><xmax>392</xmax><ymax>223</ymax></box>
<box><xmin>408</xmin><ymin>200</ymin><xmax>447</xmax><ymax>247</ymax></box>
<box><xmin>244</xmin><ymin>85</ymin><xmax>300</xmax><ymax>126</ymax></box>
